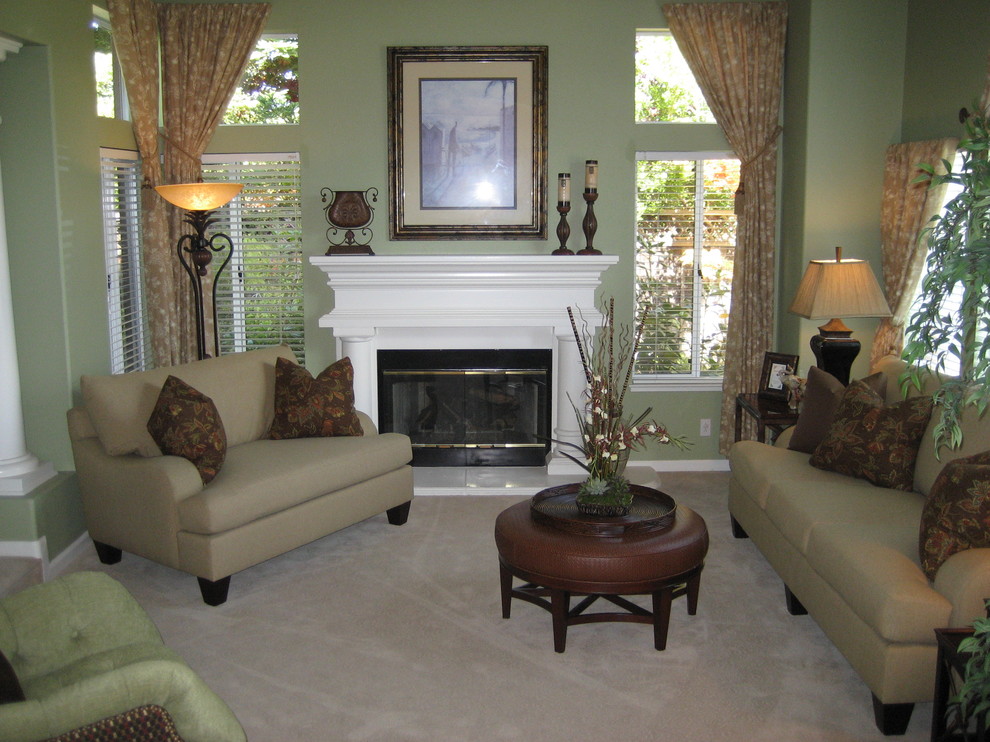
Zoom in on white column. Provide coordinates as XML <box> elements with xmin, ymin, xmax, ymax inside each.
<box><xmin>547</xmin><ymin>329</ymin><xmax>589</xmax><ymax>475</ymax></box>
<box><xmin>337</xmin><ymin>333</ymin><xmax>377</xmax><ymax>421</ymax></box>
<box><xmin>0</xmin><ymin>101</ymin><xmax>56</xmax><ymax>494</ymax></box>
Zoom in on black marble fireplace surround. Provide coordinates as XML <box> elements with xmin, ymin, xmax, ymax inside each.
<box><xmin>378</xmin><ymin>349</ymin><xmax>552</xmax><ymax>466</ymax></box>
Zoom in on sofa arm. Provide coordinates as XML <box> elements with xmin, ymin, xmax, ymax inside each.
<box><xmin>0</xmin><ymin>659</ymin><xmax>246</xmax><ymax>742</ymax></box>
<box><xmin>357</xmin><ymin>410</ymin><xmax>378</xmax><ymax>435</ymax></box>
<box><xmin>71</xmin><ymin>435</ymin><xmax>203</xmax><ymax>569</ymax></box>
<box><xmin>934</xmin><ymin>547</ymin><xmax>990</xmax><ymax>626</ymax></box>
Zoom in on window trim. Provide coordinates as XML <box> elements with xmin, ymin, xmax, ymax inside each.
<box><xmin>633</xmin><ymin>150</ymin><xmax>738</xmax><ymax>390</ymax></box>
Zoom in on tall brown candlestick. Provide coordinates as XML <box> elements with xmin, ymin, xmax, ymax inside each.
<box><xmin>553</xmin><ymin>203</ymin><xmax>573</xmax><ymax>255</ymax></box>
<box><xmin>578</xmin><ymin>191</ymin><xmax>601</xmax><ymax>255</ymax></box>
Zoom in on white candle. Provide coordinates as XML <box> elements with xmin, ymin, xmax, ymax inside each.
<box><xmin>557</xmin><ymin>173</ymin><xmax>570</xmax><ymax>204</ymax></box>
<box><xmin>585</xmin><ymin>160</ymin><xmax>598</xmax><ymax>191</ymax></box>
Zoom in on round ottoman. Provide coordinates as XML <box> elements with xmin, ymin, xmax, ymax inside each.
<box><xmin>494</xmin><ymin>497</ymin><xmax>709</xmax><ymax>652</ymax></box>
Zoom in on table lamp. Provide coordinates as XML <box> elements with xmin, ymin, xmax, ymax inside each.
<box><xmin>155</xmin><ymin>181</ymin><xmax>244</xmax><ymax>360</ymax></box>
<box><xmin>788</xmin><ymin>246</ymin><xmax>891</xmax><ymax>384</ymax></box>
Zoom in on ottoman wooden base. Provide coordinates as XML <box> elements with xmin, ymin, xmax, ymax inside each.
<box><xmin>495</xmin><ymin>498</ymin><xmax>708</xmax><ymax>652</ymax></box>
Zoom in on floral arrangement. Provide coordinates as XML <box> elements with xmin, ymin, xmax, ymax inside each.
<box><xmin>558</xmin><ymin>299</ymin><xmax>687</xmax><ymax>515</ymax></box>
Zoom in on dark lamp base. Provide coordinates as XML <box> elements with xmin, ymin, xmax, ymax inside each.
<box><xmin>810</xmin><ymin>333</ymin><xmax>860</xmax><ymax>386</ymax></box>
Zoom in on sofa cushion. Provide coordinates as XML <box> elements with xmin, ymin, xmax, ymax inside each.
<box><xmin>267</xmin><ymin>357</ymin><xmax>363</xmax><ymax>439</ymax></box>
<box><xmin>919</xmin><ymin>450</ymin><xmax>990</xmax><ymax>580</ymax></box>
<box><xmin>807</xmin><ymin>521</ymin><xmax>952</xmax><ymax>644</ymax></box>
<box><xmin>147</xmin><ymin>376</ymin><xmax>227</xmax><ymax>485</ymax></box>
<box><xmin>0</xmin><ymin>649</ymin><xmax>24</xmax><ymax>704</ymax></box>
<box><xmin>177</xmin><ymin>433</ymin><xmax>412</xmax><ymax>534</ymax></box>
<box><xmin>82</xmin><ymin>345</ymin><xmax>296</xmax><ymax>456</ymax></box>
<box><xmin>764</xmin><ymin>474</ymin><xmax>924</xmax><ymax>555</ymax></box>
<box><xmin>788</xmin><ymin>369</ymin><xmax>886</xmax><ymax>453</ymax></box>
<box><xmin>728</xmin><ymin>440</ymin><xmax>815</xmax><ymax>509</ymax></box>
<box><xmin>810</xmin><ymin>378</ymin><xmax>933</xmax><ymax>490</ymax></box>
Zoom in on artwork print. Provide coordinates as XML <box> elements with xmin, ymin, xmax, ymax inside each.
<box><xmin>419</xmin><ymin>78</ymin><xmax>517</xmax><ymax>210</ymax></box>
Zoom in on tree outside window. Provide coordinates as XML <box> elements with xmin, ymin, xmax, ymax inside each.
<box><xmin>223</xmin><ymin>35</ymin><xmax>299</xmax><ymax>125</ymax></box>
<box><xmin>635</xmin><ymin>30</ymin><xmax>714</xmax><ymax>124</ymax></box>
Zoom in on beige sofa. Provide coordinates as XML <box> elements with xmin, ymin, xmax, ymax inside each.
<box><xmin>728</xmin><ymin>355</ymin><xmax>990</xmax><ymax>735</ymax></box>
<box><xmin>67</xmin><ymin>345</ymin><xmax>413</xmax><ymax>606</ymax></box>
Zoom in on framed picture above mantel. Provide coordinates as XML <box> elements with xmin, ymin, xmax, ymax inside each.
<box><xmin>387</xmin><ymin>45</ymin><xmax>548</xmax><ymax>240</ymax></box>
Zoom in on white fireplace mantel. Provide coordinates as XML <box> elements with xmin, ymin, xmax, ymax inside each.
<box><xmin>309</xmin><ymin>254</ymin><xmax>618</xmax><ymax>471</ymax></box>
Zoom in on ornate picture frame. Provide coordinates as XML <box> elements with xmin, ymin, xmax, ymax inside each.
<box><xmin>758</xmin><ymin>352</ymin><xmax>800</xmax><ymax>402</ymax></box>
<box><xmin>387</xmin><ymin>45</ymin><xmax>548</xmax><ymax>240</ymax></box>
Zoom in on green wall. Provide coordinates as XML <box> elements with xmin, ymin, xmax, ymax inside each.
<box><xmin>0</xmin><ymin>0</ymin><xmax>986</xmax><ymax>556</ymax></box>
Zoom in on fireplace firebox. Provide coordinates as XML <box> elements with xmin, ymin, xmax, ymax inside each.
<box><xmin>378</xmin><ymin>349</ymin><xmax>552</xmax><ymax>467</ymax></box>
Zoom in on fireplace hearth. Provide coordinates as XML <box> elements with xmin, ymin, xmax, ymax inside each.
<box><xmin>379</xmin><ymin>349</ymin><xmax>551</xmax><ymax>466</ymax></box>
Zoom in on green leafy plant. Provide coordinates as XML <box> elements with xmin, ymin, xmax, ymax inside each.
<box><xmin>948</xmin><ymin>600</ymin><xmax>990</xmax><ymax>740</ymax></box>
<box><xmin>902</xmin><ymin>102</ymin><xmax>990</xmax><ymax>456</ymax></box>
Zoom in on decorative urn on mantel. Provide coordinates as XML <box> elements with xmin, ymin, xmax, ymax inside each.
<box><xmin>308</xmin><ymin>254</ymin><xmax>617</xmax><ymax>473</ymax></box>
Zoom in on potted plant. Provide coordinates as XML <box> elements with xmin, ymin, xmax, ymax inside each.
<box><xmin>556</xmin><ymin>298</ymin><xmax>687</xmax><ymax>516</ymax></box>
<box><xmin>946</xmin><ymin>600</ymin><xmax>990</xmax><ymax>741</ymax></box>
<box><xmin>903</xmin><ymin>102</ymin><xmax>990</xmax><ymax>455</ymax></box>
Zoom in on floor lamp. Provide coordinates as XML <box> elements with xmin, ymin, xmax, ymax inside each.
<box><xmin>788</xmin><ymin>246</ymin><xmax>892</xmax><ymax>385</ymax></box>
<box><xmin>155</xmin><ymin>182</ymin><xmax>243</xmax><ymax>361</ymax></box>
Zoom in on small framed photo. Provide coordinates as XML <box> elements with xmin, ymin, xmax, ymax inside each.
<box><xmin>758</xmin><ymin>352</ymin><xmax>799</xmax><ymax>401</ymax></box>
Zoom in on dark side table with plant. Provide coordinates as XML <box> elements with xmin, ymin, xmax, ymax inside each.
<box><xmin>933</xmin><ymin>618</ymin><xmax>990</xmax><ymax>742</ymax></box>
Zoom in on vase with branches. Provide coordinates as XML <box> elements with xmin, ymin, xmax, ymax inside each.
<box><xmin>557</xmin><ymin>299</ymin><xmax>688</xmax><ymax>516</ymax></box>
<box><xmin>903</xmin><ymin>102</ymin><xmax>990</xmax><ymax>456</ymax></box>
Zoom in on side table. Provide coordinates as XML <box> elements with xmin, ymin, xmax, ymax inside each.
<box><xmin>734</xmin><ymin>393</ymin><xmax>799</xmax><ymax>444</ymax></box>
<box><xmin>932</xmin><ymin>627</ymin><xmax>982</xmax><ymax>742</ymax></box>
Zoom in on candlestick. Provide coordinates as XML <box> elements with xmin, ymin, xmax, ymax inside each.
<box><xmin>585</xmin><ymin>160</ymin><xmax>598</xmax><ymax>192</ymax></box>
<box><xmin>578</xmin><ymin>191</ymin><xmax>601</xmax><ymax>255</ymax></box>
<box><xmin>552</xmin><ymin>203</ymin><xmax>573</xmax><ymax>255</ymax></box>
<box><xmin>557</xmin><ymin>172</ymin><xmax>571</xmax><ymax>205</ymax></box>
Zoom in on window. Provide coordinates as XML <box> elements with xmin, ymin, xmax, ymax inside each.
<box><xmin>223</xmin><ymin>35</ymin><xmax>299</xmax><ymax>125</ymax></box>
<box><xmin>635</xmin><ymin>30</ymin><xmax>714</xmax><ymax>124</ymax></box>
<box><xmin>202</xmin><ymin>154</ymin><xmax>305</xmax><ymax>359</ymax></box>
<box><xmin>100</xmin><ymin>148</ymin><xmax>150</xmax><ymax>373</ymax></box>
<box><xmin>92</xmin><ymin>9</ymin><xmax>128</xmax><ymax>120</ymax></box>
<box><xmin>99</xmin><ymin>151</ymin><xmax>304</xmax><ymax>372</ymax></box>
<box><xmin>634</xmin><ymin>154</ymin><xmax>739</xmax><ymax>384</ymax></box>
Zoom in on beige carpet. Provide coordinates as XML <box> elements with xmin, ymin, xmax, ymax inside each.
<box><xmin>58</xmin><ymin>472</ymin><xmax>934</xmax><ymax>741</ymax></box>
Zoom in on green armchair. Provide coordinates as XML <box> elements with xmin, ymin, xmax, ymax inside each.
<box><xmin>0</xmin><ymin>571</ymin><xmax>245</xmax><ymax>742</ymax></box>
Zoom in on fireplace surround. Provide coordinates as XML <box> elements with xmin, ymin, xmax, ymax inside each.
<box><xmin>309</xmin><ymin>254</ymin><xmax>617</xmax><ymax>472</ymax></box>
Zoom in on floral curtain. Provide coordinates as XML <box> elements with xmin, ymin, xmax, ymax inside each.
<box><xmin>663</xmin><ymin>1</ymin><xmax>788</xmax><ymax>455</ymax></box>
<box><xmin>107</xmin><ymin>0</ymin><xmax>171</xmax><ymax>367</ymax></box>
<box><xmin>158</xmin><ymin>2</ymin><xmax>271</xmax><ymax>365</ymax></box>
<box><xmin>869</xmin><ymin>138</ymin><xmax>957</xmax><ymax>370</ymax></box>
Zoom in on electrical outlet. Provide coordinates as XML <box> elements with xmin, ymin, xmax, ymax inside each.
<box><xmin>700</xmin><ymin>418</ymin><xmax>712</xmax><ymax>437</ymax></box>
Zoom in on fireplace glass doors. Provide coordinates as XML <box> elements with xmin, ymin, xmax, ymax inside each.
<box><xmin>378</xmin><ymin>349</ymin><xmax>552</xmax><ymax>466</ymax></box>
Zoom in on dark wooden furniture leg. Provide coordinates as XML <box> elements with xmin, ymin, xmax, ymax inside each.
<box><xmin>198</xmin><ymin>576</ymin><xmax>231</xmax><ymax>606</ymax></box>
<box><xmin>551</xmin><ymin>589</ymin><xmax>570</xmax><ymax>653</ymax></box>
<box><xmin>386</xmin><ymin>500</ymin><xmax>411</xmax><ymax>525</ymax></box>
<box><xmin>499</xmin><ymin>563</ymin><xmax>513</xmax><ymax>619</ymax></box>
<box><xmin>730</xmin><ymin>515</ymin><xmax>749</xmax><ymax>539</ymax></box>
<box><xmin>93</xmin><ymin>540</ymin><xmax>122</xmax><ymax>564</ymax></box>
<box><xmin>652</xmin><ymin>588</ymin><xmax>674</xmax><ymax>651</ymax></box>
<box><xmin>872</xmin><ymin>694</ymin><xmax>913</xmax><ymax>736</ymax></box>
<box><xmin>785</xmin><ymin>585</ymin><xmax>808</xmax><ymax>616</ymax></box>
<box><xmin>686</xmin><ymin>567</ymin><xmax>702</xmax><ymax>615</ymax></box>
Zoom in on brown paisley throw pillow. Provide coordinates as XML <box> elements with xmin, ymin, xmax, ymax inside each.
<box><xmin>267</xmin><ymin>356</ymin><xmax>363</xmax><ymax>439</ymax></box>
<box><xmin>788</xmin><ymin>370</ymin><xmax>887</xmax><ymax>453</ymax></box>
<box><xmin>809</xmin><ymin>377</ymin><xmax>933</xmax><ymax>490</ymax></box>
<box><xmin>146</xmin><ymin>376</ymin><xmax>227</xmax><ymax>485</ymax></box>
<box><xmin>919</xmin><ymin>450</ymin><xmax>990</xmax><ymax>580</ymax></box>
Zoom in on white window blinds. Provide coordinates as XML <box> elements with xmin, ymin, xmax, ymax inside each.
<box><xmin>100</xmin><ymin>148</ymin><xmax>150</xmax><ymax>373</ymax></box>
<box><xmin>202</xmin><ymin>153</ymin><xmax>304</xmax><ymax>363</ymax></box>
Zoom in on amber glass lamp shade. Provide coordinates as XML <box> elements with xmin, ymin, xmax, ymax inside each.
<box><xmin>155</xmin><ymin>182</ymin><xmax>243</xmax><ymax>211</ymax></box>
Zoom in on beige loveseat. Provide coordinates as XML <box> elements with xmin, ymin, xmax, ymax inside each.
<box><xmin>728</xmin><ymin>355</ymin><xmax>990</xmax><ymax>735</ymax></box>
<box><xmin>67</xmin><ymin>345</ymin><xmax>413</xmax><ymax>606</ymax></box>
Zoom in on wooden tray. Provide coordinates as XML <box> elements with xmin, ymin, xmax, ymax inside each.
<box><xmin>530</xmin><ymin>483</ymin><xmax>676</xmax><ymax>537</ymax></box>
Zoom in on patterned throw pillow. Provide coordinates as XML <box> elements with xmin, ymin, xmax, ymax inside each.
<box><xmin>788</xmin><ymin>370</ymin><xmax>886</xmax><ymax>454</ymax></box>
<box><xmin>810</xmin><ymin>377</ymin><xmax>933</xmax><ymax>490</ymax></box>
<box><xmin>919</xmin><ymin>450</ymin><xmax>990</xmax><ymax>580</ymax></box>
<box><xmin>146</xmin><ymin>375</ymin><xmax>227</xmax><ymax>485</ymax></box>
<box><xmin>267</xmin><ymin>356</ymin><xmax>364</xmax><ymax>439</ymax></box>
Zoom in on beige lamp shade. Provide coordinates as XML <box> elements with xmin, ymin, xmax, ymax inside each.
<box><xmin>155</xmin><ymin>182</ymin><xmax>243</xmax><ymax>211</ymax></box>
<box><xmin>788</xmin><ymin>247</ymin><xmax>892</xmax><ymax>320</ymax></box>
